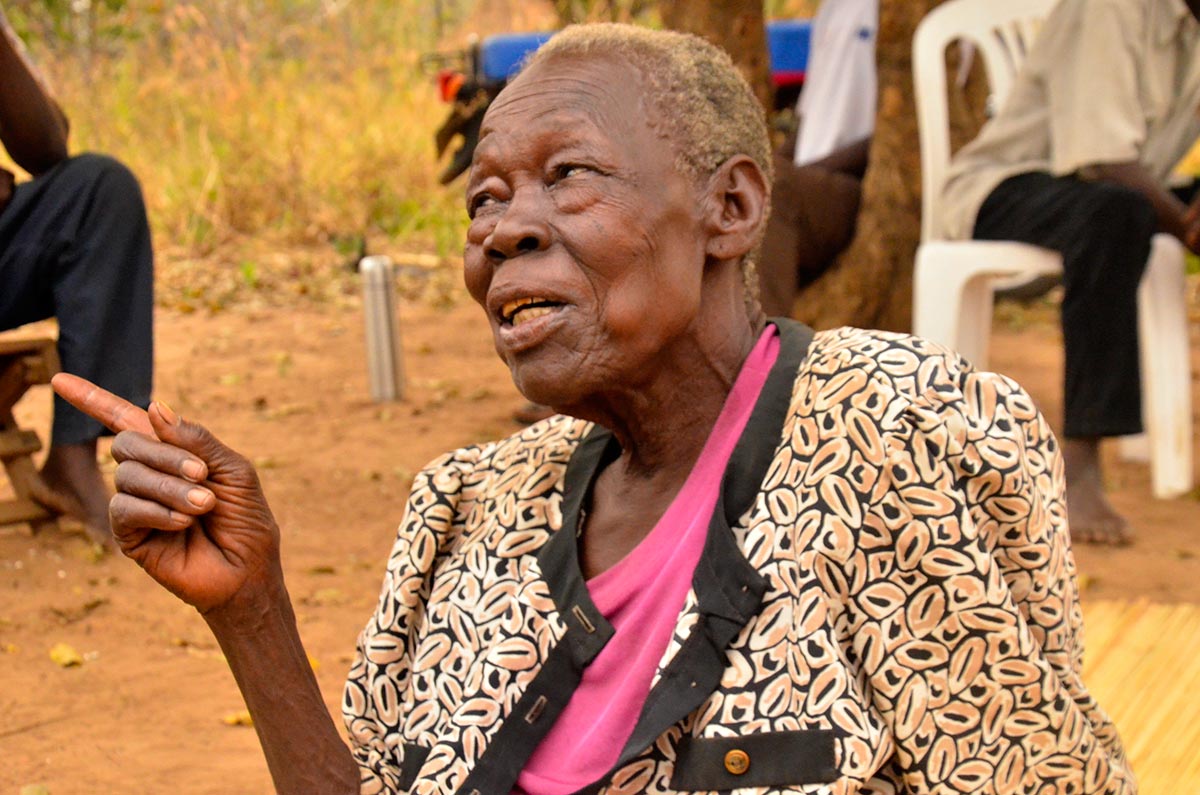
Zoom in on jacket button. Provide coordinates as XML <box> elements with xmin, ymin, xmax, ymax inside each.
<box><xmin>724</xmin><ymin>749</ymin><xmax>750</xmax><ymax>775</ymax></box>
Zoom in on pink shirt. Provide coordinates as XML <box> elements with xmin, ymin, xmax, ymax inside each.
<box><xmin>513</xmin><ymin>327</ymin><xmax>781</xmax><ymax>795</ymax></box>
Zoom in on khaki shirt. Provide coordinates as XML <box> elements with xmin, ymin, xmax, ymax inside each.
<box><xmin>939</xmin><ymin>0</ymin><xmax>1200</xmax><ymax>240</ymax></box>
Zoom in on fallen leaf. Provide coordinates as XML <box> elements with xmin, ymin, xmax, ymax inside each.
<box><xmin>222</xmin><ymin>709</ymin><xmax>253</xmax><ymax>727</ymax></box>
<box><xmin>49</xmin><ymin>642</ymin><xmax>83</xmax><ymax>668</ymax></box>
<box><xmin>19</xmin><ymin>785</ymin><xmax>51</xmax><ymax>795</ymax></box>
<box><xmin>264</xmin><ymin>403</ymin><xmax>312</xmax><ymax>420</ymax></box>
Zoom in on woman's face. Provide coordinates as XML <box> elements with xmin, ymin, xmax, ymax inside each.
<box><xmin>463</xmin><ymin>54</ymin><xmax>710</xmax><ymax>408</ymax></box>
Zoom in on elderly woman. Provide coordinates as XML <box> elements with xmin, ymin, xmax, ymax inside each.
<box><xmin>56</xmin><ymin>23</ymin><xmax>1133</xmax><ymax>795</ymax></box>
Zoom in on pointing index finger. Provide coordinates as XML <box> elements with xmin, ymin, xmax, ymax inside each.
<box><xmin>51</xmin><ymin>373</ymin><xmax>155</xmax><ymax>436</ymax></box>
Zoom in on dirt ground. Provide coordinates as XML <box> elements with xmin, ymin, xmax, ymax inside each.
<box><xmin>2</xmin><ymin>292</ymin><xmax>1199</xmax><ymax>794</ymax></box>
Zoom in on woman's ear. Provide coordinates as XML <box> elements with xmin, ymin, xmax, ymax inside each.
<box><xmin>702</xmin><ymin>154</ymin><xmax>769</xmax><ymax>261</ymax></box>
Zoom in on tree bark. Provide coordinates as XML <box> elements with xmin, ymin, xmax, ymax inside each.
<box><xmin>659</xmin><ymin>0</ymin><xmax>772</xmax><ymax>113</ymax></box>
<box><xmin>792</xmin><ymin>0</ymin><xmax>986</xmax><ymax>331</ymax></box>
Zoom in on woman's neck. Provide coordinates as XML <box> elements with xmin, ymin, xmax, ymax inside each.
<box><xmin>575</xmin><ymin>307</ymin><xmax>766</xmax><ymax>579</ymax></box>
<box><xmin>579</xmin><ymin>311</ymin><xmax>763</xmax><ymax>481</ymax></box>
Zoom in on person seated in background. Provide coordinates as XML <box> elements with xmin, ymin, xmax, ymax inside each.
<box><xmin>940</xmin><ymin>0</ymin><xmax>1200</xmax><ymax>546</ymax></box>
<box><xmin>0</xmin><ymin>5</ymin><xmax>154</xmax><ymax>548</ymax></box>
<box><xmin>757</xmin><ymin>0</ymin><xmax>877</xmax><ymax>317</ymax></box>
<box><xmin>55</xmin><ymin>23</ymin><xmax>1133</xmax><ymax>793</ymax></box>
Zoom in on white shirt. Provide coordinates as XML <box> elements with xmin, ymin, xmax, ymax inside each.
<box><xmin>793</xmin><ymin>0</ymin><xmax>879</xmax><ymax>166</ymax></box>
<box><xmin>940</xmin><ymin>0</ymin><xmax>1200</xmax><ymax>240</ymax></box>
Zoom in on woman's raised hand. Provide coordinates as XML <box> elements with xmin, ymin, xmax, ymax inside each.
<box><xmin>52</xmin><ymin>373</ymin><xmax>282</xmax><ymax>615</ymax></box>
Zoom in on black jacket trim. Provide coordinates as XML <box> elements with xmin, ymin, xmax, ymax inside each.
<box><xmin>669</xmin><ymin>729</ymin><xmax>840</xmax><ymax>789</ymax></box>
<box><xmin>468</xmin><ymin>319</ymin><xmax>816</xmax><ymax>795</ymax></box>
<box><xmin>536</xmin><ymin>424</ymin><xmax>619</xmax><ymax>665</ymax></box>
<box><xmin>583</xmin><ymin>319</ymin><xmax>817</xmax><ymax>793</ymax></box>
<box><xmin>455</xmin><ymin>639</ymin><xmax>603</xmax><ymax>795</ymax></box>
<box><xmin>397</xmin><ymin>743</ymin><xmax>431</xmax><ymax>791</ymax></box>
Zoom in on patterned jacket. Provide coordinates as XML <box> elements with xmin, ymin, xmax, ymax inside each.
<box><xmin>343</xmin><ymin>320</ymin><xmax>1135</xmax><ymax>794</ymax></box>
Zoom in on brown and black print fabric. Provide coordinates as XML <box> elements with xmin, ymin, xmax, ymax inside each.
<box><xmin>343</xmin><ymin>322</ymin><xmax>1135</xmax><ymax>794</ymax></box>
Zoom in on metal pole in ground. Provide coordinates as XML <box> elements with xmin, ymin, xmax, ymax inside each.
<box><xmin>359</xmin><ymin>255</ymin><xmax>405</xmax><ymax>402</ymax></box>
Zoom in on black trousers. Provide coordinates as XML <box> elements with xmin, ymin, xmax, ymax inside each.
<box><xmin>973</xmin><ymin>171</ymin><xmax>1158</xmax><ymax>439</ymax></box>
<box><xmin>0</xmin><ymin>153</ymin><xmax>154</xmax><ymax>445</ymax></box>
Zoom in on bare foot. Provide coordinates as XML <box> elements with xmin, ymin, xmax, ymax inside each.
<box><xmin>1063</xmin><ymin>437</ymin><xmax>1132</xmax><ymax>546</ymax></box>
<box><xmin>32</xmin><ymin>441</ymin><xmax>116</xmax><ymax>550</ymax></box>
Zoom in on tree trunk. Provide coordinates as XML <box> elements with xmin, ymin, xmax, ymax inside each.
<box><xmin>659</xmin><ymin>0</ymin><xmax>772</xmax><ymax>113</ymax></box>
<box><xmin>792</xmin><ymin>0</ymin><xmax>986</xmax><ymax>331</ymax></box>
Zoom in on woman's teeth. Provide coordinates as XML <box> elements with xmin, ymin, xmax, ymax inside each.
<box><xmin>501</xmin><ymin>296</ymin><xmax>557</xmax><ymax>325</ymax></box>
<box><xmin>512</xmin><ymin>306</ymin><xmax>554</xmax><ymax>326</ymax></box>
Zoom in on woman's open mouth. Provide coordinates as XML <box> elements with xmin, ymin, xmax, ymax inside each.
<box><xmin>495</xmin><ymin>295</ymin><xmax>568</xmax><ymax>353</ymax></box>
<box><xmin>500</xmin><ymin>296</ymin><xmax>564</xmax><ymax>327</ymax></box>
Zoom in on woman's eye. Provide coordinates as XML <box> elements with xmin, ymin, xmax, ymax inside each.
<box><xmin>555</xmin><ymin>164</ymin><xmax>591</xmax><ymax>181</ymax></box>
<box><xmin>468</xmin><ymin>194</ymin><xmax>497</xmax><ymax>217</ymax></box>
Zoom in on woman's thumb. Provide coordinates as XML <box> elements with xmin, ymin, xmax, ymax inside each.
<box><xmin>147</xmin><ymin>401</ymin><xmax>231</xmax><ymax>470</ymax></box>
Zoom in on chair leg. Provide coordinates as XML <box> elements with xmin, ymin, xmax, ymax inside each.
<box><xmin>0</xmin><ymin>414</ymin><xmax>57</xmax><ymax>534</ymax></box>
<box><xmin>914</xmin><ymin>249</ymin><xmax>998</xmax><ymax>367</ymax></box>
<box><xmin>956</xmin><ymin>277</ymin><xmax>996</xmax><ymax>369</ymax></box>
<box><xmin>1130</xmin><ymin>235</ymin><xmax>1193</xmax><ymax>498</ymax></box>
<box><xmin>0</xmin><ymin>346</ymin><xmax>60</xmax><ymax>533</ymax></box>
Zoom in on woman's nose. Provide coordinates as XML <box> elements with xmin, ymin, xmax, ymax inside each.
<box><xmin>484</xmin><ymin>188</ymin><xmax>551</xmax><ymax>262</ymax></box>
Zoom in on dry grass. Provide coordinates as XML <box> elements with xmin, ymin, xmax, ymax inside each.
<box><xmin>5</xmin><ymin>0</ymin><xmax>472</xmax><ymax>311</ymax></box>
<box><xmin>2</xmin><ymin>0</ymin><xmax>836</xmax><ymax>313</ymax></box>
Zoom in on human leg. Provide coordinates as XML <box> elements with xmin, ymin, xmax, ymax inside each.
<box><xmin>974</xmin><ymin>172</ymin><xmax>1157</xmax><ymax>544</ymax></box>
<box><xmin>0</xmin><ymin>153</ymin><xmax>154</xmax><ymax>544</ymax></box>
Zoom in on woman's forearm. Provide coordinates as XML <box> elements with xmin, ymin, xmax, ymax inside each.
<box><xmin>204</xmin><ymin>581</ymin><xmax>360</xmax><ymax>795</ymax></box>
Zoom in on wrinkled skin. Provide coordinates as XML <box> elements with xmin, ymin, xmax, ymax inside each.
<box><xmin>463</xmin><ymin>55</ymin><xmax>710</xmax><ymax>417</ymax></box>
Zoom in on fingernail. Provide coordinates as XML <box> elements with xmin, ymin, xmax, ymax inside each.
<box><xmin>187</xmin><ymin>488</ymin><xmax>214</xmax><ymax>508</ymax></box>
<box><xmin>156</xmin><ymin>401</ymin><xmax>179</xmax><ymax>425</ymax></box>
<box><xmin>181</xmin><ymin>460</ymin><xmax>205</xmax><ymax>481</ymax></box>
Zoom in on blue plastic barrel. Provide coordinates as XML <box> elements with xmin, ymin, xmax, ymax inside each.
<box><xmin>766</xmin><ymin>18</ymin><xmax>811</xmax><ymax>87</ymax></box>
<box><xmin>479</xmin><ymin>32</ymin><xmax>554</xmax><ymax>82</ymax></box>
<box><xmin>478</xmin><ymin>22</ymin><xmax>811</xmax><ymax>86</ymax></box>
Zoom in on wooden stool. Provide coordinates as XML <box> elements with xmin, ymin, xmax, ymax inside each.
<box><xmin>0</xmin><ymin>337</ymin><xmax>60</xmax><ymax>533</ymax></box>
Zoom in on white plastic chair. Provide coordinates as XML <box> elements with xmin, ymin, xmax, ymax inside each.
<box><xmin>912</xmin><ymin>0</ymin><xmax>1193</xmax><ymax>499</ymax></box>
